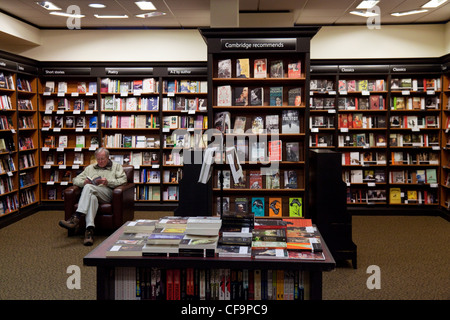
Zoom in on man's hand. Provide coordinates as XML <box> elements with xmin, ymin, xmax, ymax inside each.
<box><xmin>97</xmin><ymin>178</ymin><xmax>108</xmax><ymax>186</ymax></box>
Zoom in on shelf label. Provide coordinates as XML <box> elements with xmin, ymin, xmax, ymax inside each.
<box><xmin>7</xmin><ymin>171</ymin><xmax>13</xmax><ymax>177</ymax></box>
<box><xmin>76</xmin><ymin>128</ymin><xmax>83</xmax><ymax>132</ymax></box>
<box><xmin>339</xmin><ymin>90</ymin><xmax>347</xmax><ymax>95</ymax></box>
<box><xmin>367</xmin><ymin>182</ymin><xmax>376</xmax><ymax>187</ymax></box>
<box><xmin>59</xmin><ymin>165</ymin><xmax>66</xmax><ymax>169</ymax></box>
<box><xmin>340</xmin><ymin>128</ymin><xmax>349</xmax><ymax>133</ymax></box>
<box><xmin>57</xmin><ymin>147</ymin><xmax>64</xmax><ymax>152</ymax></box>
<box><xmin>57</xmin><ymin>110</ymin><xmax>64</xmax><ymax>114</ymax></box>
<box><xmin>311</xmin><ymin>128</ymin><xmax>319</xmax><ymax>132</ymax></box>
<box><xmin>361</xmin><ymin>90</ymin><xmax>370</xmax><ymax>96</ymax></box>
<box><xmin>72</xmin><ymin>165</ymin><xmax>80</xmax><ymax>169</ymax></box>
<box><xmin>89</xmin><ymin>146</ymin><xmax>96</xmax><ymax>151</ymax></box>
<box><xmin>328</xmin><ymin>91</ymin><xmax>336</xmax><ymax>95</ymax></box>
<box><xmin>220</xmin><ymin>38</ymin><xmax>296</xmax><ymax>51</ymax></box>
<box><xmin>43</xmin><ymin>164</ymin><xmax>51</xmax><ymax>169</ymax></box>
<box><xmin>57</xmin><ymin>92</ymin><xmax>65</xmax><ymax>97</ymax></box>
<box><xmin>73</xmin><ymin>110</ymin><xmax>81</xmax><ymax>114</ymax></box>
<box><xmin>71</xmin><ymin>92</ymin><xmax>79</xmax><ymax>97</ymax></box>
<box><xmin>86</xmin><ymin>110</ymin><xmax>94</xmax><ymax>114</ymax></box>
<box><xmin>61</xmin><ymin>181</ymin><xmax>69</xmax><ymax>186</ymax></box>
<box><xmin>402</xmin><ymin>90</ymin><xmax>410</xmax><ymax>95</ymax></box>
<box><xmin>45</xmin><ymin>110</ymin><xmax>52</xmax><ymax>114</ymax></box>
<box><xmin>53</xmin><ymin>128</ymin><xmax>61</xmax><ymax>132</ymax></box>
<box><xmin>42</xmin><ymin>147</ymin><xmax>50</xmax><ymax>151</ymax></box>
<box><xmin>74</xmin><ymin>147</ymin><xmax>82</xmax><ymax>152</ymax></box>
<box><xmin>47</xmin><ymin>181</ymin><xmax>55</xmax><ymax>185</ymax></box>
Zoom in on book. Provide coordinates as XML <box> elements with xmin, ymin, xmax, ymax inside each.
<box><xmin>185</xmin><ymin>216</ymin><xmax>222</xmax><ymax>236</ymax></box>
<box><xmin>281</xmin><ymin>110</ymin><xmax>300</xmax><ymax>133</ymax></box>
<box><xmin>233</xmin><ymin>116</ymin><xmax>246</xmax><ymax>133</ymax></box>
<box><xmin>268</xmin><ymin>140</ymin><xmax>282</xmax><ymax>161</ymax></box>
<box><xmin>217</xmin><ymin>85</ymin><xmax>232</xmax><ymax>106</ymax></box>
<box><xmin>251</xmin><ymin>197</ymin><xmax>265</xmax><ymax>217</ymax></box>
<box><xmin>86</xmin><ymin>175</ymin><xmax>103</xmax><ymax>186</ymax></box>
<box><xmin>285</xmin><ymin>142</ymin><xmax>299</xmax><ymax>162</ymax></box>
<box><xmin>254</xmin><ymin>58</ymin><xmax>267</xmax><ymax>78</ymax></box>
<box><xmin>288</xmin><ymin>61</ymin><xmax>301</xmax><ymax>78</ymax></box>
<box><xmin>250</xmin><ymin>87</ymin><xmax>263</xmax><ymax>106</ymax></box>
<box><xmin>236</xmin><ymin>58</ymin><xmax>250</xmax><ymax>78</ymax></box>
<box><xmin>234</xmin><ymin>87</ymin><xmax>248</xmax><ymax>106</ymax></box>
<box><xmin>218</xmin><ymin>59</ymin><xmax>232</xmax><ymax>78</ymax></box>
<box><xmin>265</xmin><ymin>115</ymin><xmax>279</xmax><ymax>134</ymax></box>
<box><xmin>288</xmin><ymin>87</ymin><xmax>302</xmax><ymax>106</ymax></box>
<box><xmin>269</xmin><ymin>87</ymin><xmax>283</xmax><ymax>106</ymax></box>
<box><xmin>289</xmin><ymin>197</ymin><xmax>303</xmax><ymax>217</ymax></box>
<box><xmin>252</xmin><ymin>248</ymin><xmax>288</xmax><ymax>259</ymax></box>
<box><xmin>123</xmin><ymin>220</ymin><xmax>157</xmax><ymax>233</ymax></box>
<box><xmin>106</xmin><ymin>240</ymin><xmax>146</xmax><ymax>257</ymax></box>
<box><xmin>268</xmin><ymin>198</ymin><xmax>282</xmax><ymax>217</ymax></box>
<box><xmin>270</xmin><ymin>60</ymin><xmax>284</xmax><ymax>78</ymax></box>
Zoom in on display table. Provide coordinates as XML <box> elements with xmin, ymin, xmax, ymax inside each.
<box><xmin>84</xmin><ymin>223</ymin><xmax>336</xmax><ymax>300</ymax></box>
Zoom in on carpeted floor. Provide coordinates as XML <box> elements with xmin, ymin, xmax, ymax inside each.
<box><xmin>0</xmin><ymin>210</ymin><xmax>448</xmax><ymax>300</ymax></box>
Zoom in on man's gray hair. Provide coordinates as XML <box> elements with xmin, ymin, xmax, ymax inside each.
<box><xmin>95</xmin><ymin>147</ymin><xmax>110</xmax><ymax>158</ymax></box>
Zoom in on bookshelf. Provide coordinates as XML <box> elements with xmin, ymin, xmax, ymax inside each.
<box><xmin>336</xmin><ymin>65</ymin><xmax>390</xmax><ymax>206</ymax></box>
<box><xmin>98</xmin><ymin>67</ymin><xmax>161</xmax><ymax>204</ymax></box>
<box><xmin>388</xmin><ymin>64</ymin><xmax>441</xmax><ymax>206</ymax></box>
<box><xmin>200</xmin><ymin>27</ymin><xmax>319</xmax><ymax>219</ymax></box>
<box><xmin>38</xmin><ymin>67</ymin><xmax>100</xmax><ymax>202</ymax></box>
<box><xmin>161</xmin><ymin>67</ymin><xmax>208</xmax><ymax>203</ymax></box>
<box><xmin>0</xmin><ymin>60</ymin><xmax>19</xmax><ymax>216</ymax></box>
<box><xmin>17</xmin><ymin>63</ymin><xmax>39</xmax><ymax>209</ymax></box>
<box><xmin>440</xmin><ymin>61</ymin><xmax>450</xmax><ymax>210</ymax></box>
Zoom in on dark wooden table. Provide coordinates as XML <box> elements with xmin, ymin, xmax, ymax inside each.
<box><xmin>84</xmin><ymin>223</ymin><xmax>336</xmax><ymax>300</ymax></box>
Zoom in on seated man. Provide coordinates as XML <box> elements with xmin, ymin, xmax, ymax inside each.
<box><xmin>58</xmin><ymin>147</ymin><xmax>127</xmax><ymax>246</ymax></box>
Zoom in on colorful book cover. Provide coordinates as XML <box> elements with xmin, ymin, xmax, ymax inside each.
<box><xmin>289</xmin><ymin>197</ymin><xmax>303</xmax><ymax>217</ymax></box>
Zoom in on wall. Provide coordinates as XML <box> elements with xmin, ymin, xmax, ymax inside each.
<box><xmin>0</xmin><ymin>17</ymin><xmax>449</xmax><ymax>62</ymax></box>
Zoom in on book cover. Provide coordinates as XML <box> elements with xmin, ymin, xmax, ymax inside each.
<box><xmin>254</xmin><ymin>58</ymin><xmax>267</xmax><ymax>78</ymax></box>
<box><xmin>281</xmin><ymin>110</ymin><xmax>300</xmax><ymax>133</ymax></box>
<box><xmin>218</xmin><ymin>59</ymin><xmax>232</xmax><ymax>78</ymax></box>
<box><xmin>288</xmin><ymin>87</ymin><xmax>302</xmax><ymax>106</ymax></box>
<box><xmin>249</xmin><ymin>171</ymin><xmax>262</xmax><ymax>189</ymax></box>
<box><xmin>268</xmin><ymin>140</ymin><xmax>282</xmax><ymax>161</ymax></box>
<box><xmin>251</xmin><ymin>116</ymin><xmax>264</xmax><ymax>134</ymax></box>
<box><xmin>269</xmin><ymin>87</ymin><xmax>283</xmax><ymax>106</ymax></box>
<box><xmin>251</xmin><ymin>197</ymin><xmax>265</xmax><ymax>217</ymax></box>
<box><xmin>217</xmin><ymin>85</ymin><xmax>232</xmax><ymax>106</ymax></box>
<box><xmin>289</xmin><ymin>197</ymin><xmax>303</xmax><ymax>217</ymax></box>
<box><xmin>234</xmin><ymin>87</ymin><xmax>248</xmax><ymax>106</ymax></box>
<box><xmin>288</xmin><ymin>61</ymin><xmax>301</xmax><ymax>78</ymax></box>
<box><xmin>285</xmin><ymin>142</ymin><xmax>299</xmax><ymax>162</ymax></box>
<box><xmin>236</xmin><ymin>58</ymin><xmax>250</xmax><ymax>78</ymax></box>
<box><xmin>284</xmin><ymin>170</ymin><xmax>298</xmax><ymax>189</ymax></box>
<box><xmin>250</xmin><ymin>87</ymin><xmax>263</xmax><ymax>106</ymax></box>
<box><xmin>268</xmin><ymin>198</ymin><xmax>282</xmax><ymax>217</ymax></box>
<box><xmin>270</xmin><ymin>60</ymin><xmax>284</xmax><ymax>78</ymax></box>
<box><xmin>265</xmin><ymin>115</ymin><xmax>279</xmax><ymax>134</ymax></box>
<box><xmin>233</xmin><ymin>116</ymin><xmax>246</xmax><ymax>133</ymax></box>
<box><xmin>235</xmin><ymin>197</ymin><xmax>248</xmax><ymax>214</ymax></box>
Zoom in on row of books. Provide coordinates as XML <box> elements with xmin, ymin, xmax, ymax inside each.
<box><xmin>0</xmin><ymin>176</ymin><xmax>14</xmax><ymax>194</ymax></box>
<box><xmin>101</xmin><ymin>96</ymin><xmax>159</xmax><ymax>111</ymax></box>
<box><xmin>102</xmin><ymin>113</ymin><xmax>160</xmax><ymax>129</ymax></box>
<box><xmin>217</xmin><ymin>169</ymin><xmax>300</xmax><ymax>190</ymax></box>
<box><xmin>133</xmin><ymin>168</ymin><xmax>182</xmax><ymax>184</ymax></box>
<box><xmin>0</xmin><ymin>73</ymin><xmax>15</xmax><ymax>90</ymax></box>
<box><xmin>389</xmin><ymin>188</ymin><xmax>438</xmax><ymax>204</ymax></box>
<box><xmin>0</xmin><ymin>194</ymin><xmax>19</xmax><ymax>215</ymax></box>
<box><xmin>218</xmin><ymin>58</ymin><xmax>301</xmax><ymax>79</ymax></box>
<box><xmin>343</xmin><ymin>169</ymin><xmax>386</xmax><ymax>184</ymax></box>
<box><xmin>18</xmin><ymin>153</ymin><xmax>36</xmax><ymax>170</ymax></box>
<box><xmin>214</xmin><ymin>110</ymin><xmax>301</xmax><ymax>134</ymax></box>
<box><xmin>390</xmin><ymin>115</ymin><xmax>439</xmax><ymax>129</ymax></box>
<box><xmin>0</xmin><ymin>155</ymin><xmax>16</xmax><ymax>173</ymax></box>
<box><xmin>337</xmin><ymin>95</ymin><xmax>386</xmax><ymax>110</ymax></box>
<box><xmin>338</xmin><ymin>133</ymin><xmax>387</xmax><ymax>148</ymax></box>
<box><xmin>310</xmin><ymin>115</ymin><xmax>334</xmax><ymax>129</ymax></box>
<box><xmin>389</xmin><ymin>168</ymin><xmax>437</xmax><ymax>184</ymax></box>
<box><xmin>217</xmin><ymin>85</ymin><xmax>301</xmax><ymax>107</ymax></box>
<box><xmin>19</xmin><ymin>172</ymin><xmax>36</xmax><ymax>188</ymax></box>
<box><xmin>163</xmin><ymin>80</ymin><xmax>207</xmax><ymax>94</ymax></box>
<box><xmin>337</xmin><ymin>79</ymin><xmax>386</xmax><ymax>92</ymax></box>
<box><xmin>44</xmin><ymin>98</ymin><xmax>97</xmax><ymax>111</ymax></box>
<box><xmin>162</xmin><ymin>97</ymin><xmax>207</xmax><ymax>111</ymax></box>
<box><xmin>18</xmin><ymin>116</ymin><xmax>35</xmax><ymax>129</ymax></box>
<box><xmin>113</xmin><ymin>266</ymin><xmax>308</xmax><ymax>301</ymax></box>
<box><xmin>391</xmin><ymin>96</ymin><xmax>439</xmax><ymax>110</ymax></box>
<box><xmin>16</xmin><ymin>78</ymin><xmax>33</xmax><ymax>92</ymax></box>
<box><xmin>390</xmin><ymin>78</ymin><xmax>441</xmax><ymax>91</ymax></box>
<box><xmin>163</xmin><ymin>132</ymin><xmax>208</xmax><ymax>149</ymax></box>
<box><xmin>0</xmin><ymin>137</ymin><xmax>15</xmax><ymax>153</ymax></box>
<box><xmin>0</xmin><ymin>115</ymin><xmax>14</xmax><ymax>130</ymax></box>
<box><xmin>100</xmin><ymin>78</ymin><xmax>158</xmax><ymax>94</ymax></box>
<box><xmin>162</xmin><ymin>115</ymin><xmax>208</xmax><ymax>130</ymax></box>
<box><xmin>18</xmin><ymin>99</ymin><xmax>34</xmax><ymax>110</ymax></box>
<box><xmin>47</xmin><ymin>169</ymin><xmax>73</xmax><ymax>183</ymax></box>
<box><xmin>19</xmin><ymin>189</ymin><xmax>36</xmax><ymax>207</ymax></box>
<box><xmin>135</xmin><ymin>185</ymin><xmax>160</xmax><ymax>201</ymax></box>
<box><xmin>18</xmin><ymin>137</ymin><xmax>34</xmax><ymax>150</ymax></box>
<box><xmin>103</xmin><ymin>134</ymin><xmax>159</xmax><ymax>149</ymax></box>
<box><xmin>389</xmin><ymin>133</ymin><xmax>439</xmax><ymax>147</ymax></box>
<box><xmin>341</xmin><ymin>151</ymin><xmax>387</xmax><ymax>166</ymax></box>
<box><xmin>44</xmin><ymin>81</ymin><xmax>97</xmax><ymax>94</ymax></box>
<box><xmin>42</xmin><ymin>115</ymin><xmax>97</xmax><ymax>129</ymax></box>
<box><xmin>338</xmin><ymin>114</ymin><xmax>387</xmax><ymax>129</ymax></box>
<box><xmin>309</xmin><ymin>134</ymin><xmax>333</xmax><ymax>148</ymax></box>
<box><xmin>217</xmin><ymin>197</ymin><xmax>303</xmax><ymax>218</ymax></box>
<box><xmin>391</xmin><ymin>151</ymin><xmax>439</xmax><ymax>165</ymax></box>
<box><xmin>0</xmin><ymin>95</ymin><xmax>13</xmax><ymax>110</ymax></box>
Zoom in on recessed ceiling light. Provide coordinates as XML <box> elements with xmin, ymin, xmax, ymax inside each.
<box><xmin>49</xmin><ymin>11</ymin><xmax>85</xmax><ymax>18</ymax></box>
<box><xmin>89</xmin><ymin>3</ymin><xmax>106</xmax><ymax>8</ymax></box>
<box><xmin>36</xmin><ymin>1</ymin><xmax>61</xmax><ymax>11</ymax></box>
<box><xmin>356</xmin><ymin>1</ymin><xmax>379</xmax><ymax>9</ymax></box>
<box><xmin>422</xmin><ymin>0</ymin><xmax>448</xmax><ymax>8</ymax></box>
<box><xmin>136</xmin><ymin>12</ymin><xmax>166</xmax><ymax>18</ymax></box>
<box><xmin>94</xmin><ymin>14</ymin><xmax>129</xmax><ymax>19</ymax></box>
<box><xmin>391</xmin><ymin>9</ymin><xmax>428</xmax><ymax>16</ymax></box>
<box><xmin>350</xmin><ymin>10</ymin><xmax>379</xmax><ymax>17</ymax></box>
<box><xmin>135</xmin><ymin>1</ymin><xmax>157</xmax><ymax>10</ymax></box>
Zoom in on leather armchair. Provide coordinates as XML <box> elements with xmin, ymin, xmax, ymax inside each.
<box><xmin>63</xmin><ymin>164</ymin><xmax>135</xmax><ymax>235</ymax></box>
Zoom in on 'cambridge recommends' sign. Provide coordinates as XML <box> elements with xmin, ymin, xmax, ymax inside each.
<box><xmin>221</xmin><ymin>38</ymin><xmax>297</xmax><ymax>51</ymax></box>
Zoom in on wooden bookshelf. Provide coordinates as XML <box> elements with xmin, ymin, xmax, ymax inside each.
<box><xmin>38</xmin><ymin>67</ymin><xmax>100</xmax><ymax>201</ymax></box>
<box><xmin>440</xmin><ymin>62</ymin><xmax>450</xmax><ymax>210</ymax></box>
<box><xmin>201</xmin><ymin>27</ymin><xmax>319</xmax><ymax>219</ymax></box>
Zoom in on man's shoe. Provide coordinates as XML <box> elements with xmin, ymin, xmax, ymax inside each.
<box><xmin>84</xmin><ymin>228</ymin><xmax>94</xmax><ymax>246</ymax></box>
<box><xmin>59</xmin><ymin>215</ymin><xmax>80</xmax><ymax>230</ymax></box>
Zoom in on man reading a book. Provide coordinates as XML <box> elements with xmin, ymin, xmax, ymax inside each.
<box><xmin>58</xmin><ymin>147</ymin><xmax>127</xmax><ymax>246</ymax></box>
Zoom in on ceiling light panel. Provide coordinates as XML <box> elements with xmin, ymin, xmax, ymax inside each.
<box><xmin>356</xmin><ymin>1</ymin><xmax>379</xmax><ymax>9</ymax></box>
<box><xmin>135</xmin><ymin>1</ymin><xmax>157</xmax><ymax>10</ymax></box>
<box><xmin>422</xmin><ymin>0</ymin><xmax>448</xmax><ymax>8</ymax></box>
<box><xmin>36</xmin><ymin>1</ymin><xmax>61</xmax><ymax>10</ymax></box>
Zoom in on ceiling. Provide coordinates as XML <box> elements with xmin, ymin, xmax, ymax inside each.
<box><xmin>0</xmin><ymin>0</ymin><xmax>449</xmax><ymax>29</ymax></box>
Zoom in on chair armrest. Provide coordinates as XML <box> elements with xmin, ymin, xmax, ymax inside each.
<box><xmin>63</xmin><ymin>186</ymin><xmax>82</xmax><ymax>219</ymax></box>
<box><xmin>112</xmin><ymin>183</ymin><xmax>135</xmax><ymax>227</ymax></box>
